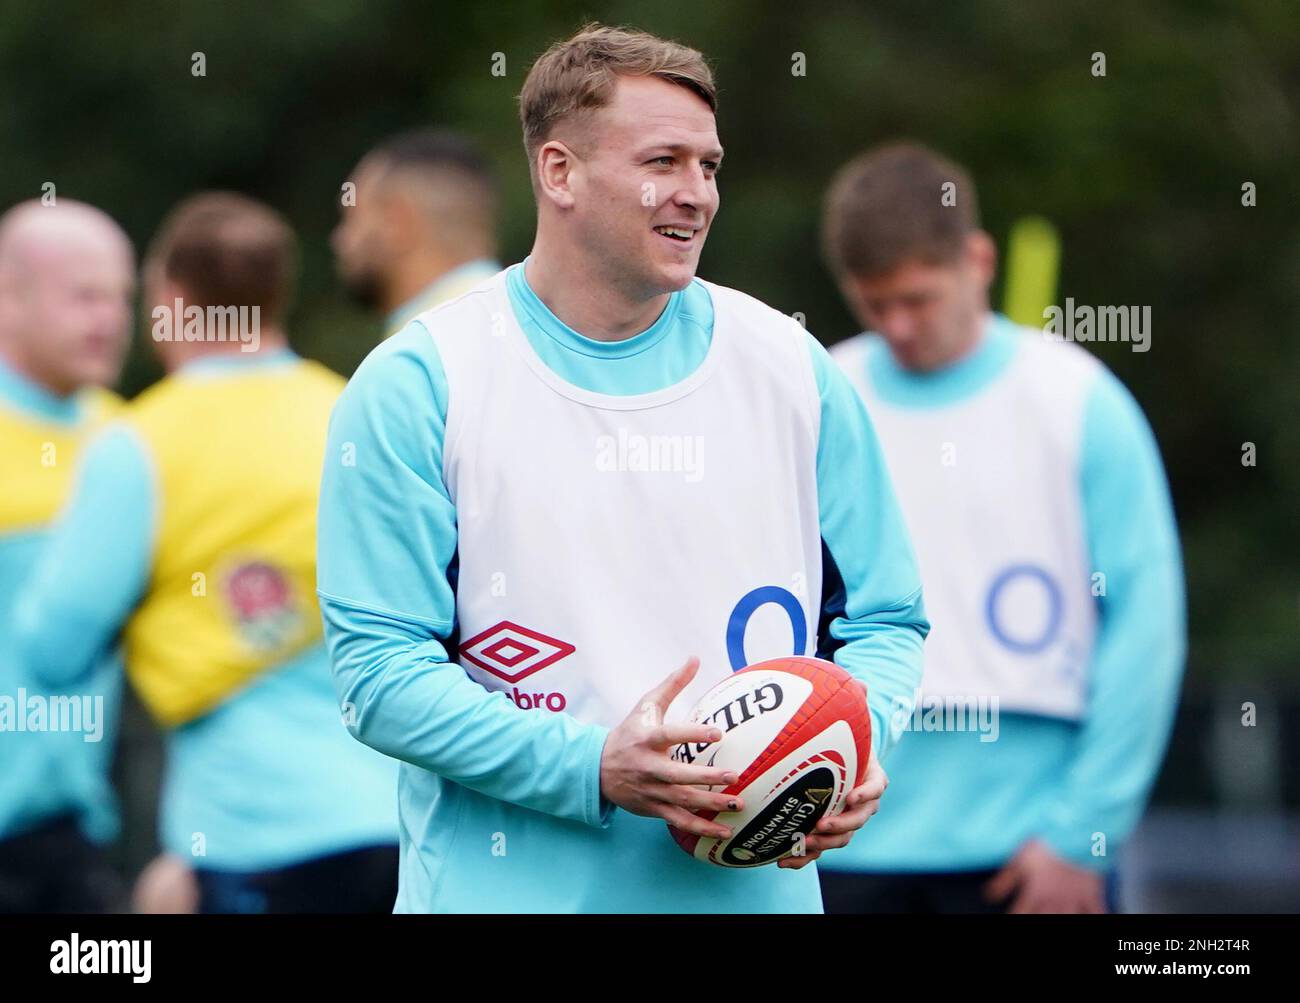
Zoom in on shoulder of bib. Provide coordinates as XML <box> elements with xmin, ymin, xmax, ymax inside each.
<box><xmin>79</xmin><ymin>385</ymin><xmax>124</xmax><ymax>422</ymax></box>
<box><xmin>827</xmin><ymin>332</ymin><xmax>872</xmax><ymax>393</ymax></box>
<box><xmin>697</xmin><ymin>279</ymin><xmax>821</xmax><ymax>418</ymax></box>
<box><xmin>1016</xmin><ymin>324</ymin><xmax>1105</xmax><ymax>392</ymax></box>
<box><xmin>1011</xmin><ymin>326</ymin><xmax>1105</xmax><ymax>460</ymax></box>
<box><xmin>408</xmin><ymin>276</ymin><xmax>501</xmax><ymax>377</ymax></box>
<box><xmin>294</xmin><ymin>357</ymin><xmax>346</xmax><ymax>395</ymax></box>
<box><xmin>697</xmin><ymin>279</ymin><xmax>806</xmax><ymax>345</ymax></box>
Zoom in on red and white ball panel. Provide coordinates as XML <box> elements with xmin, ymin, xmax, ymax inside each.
<box><xmin>668</xmin><ymin>656</ymin><xmax>872</xmax><ymax>868</ymax></box>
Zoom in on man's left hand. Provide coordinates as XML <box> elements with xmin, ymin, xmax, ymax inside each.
<box><xmin>780</xmin><ymin>682</ymin><xmax>884</xmax><ymax>870</ymax></box>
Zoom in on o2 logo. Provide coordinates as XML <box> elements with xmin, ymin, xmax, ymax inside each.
<box><xmin>726</xmin><ymin>586</ymin><xmax>807</xmax><ymax>671</ymax></box>
<box><xmin>984</xmin><ymin>564</ymin><xmax>1063</xmax><ymax>654</ymax></box>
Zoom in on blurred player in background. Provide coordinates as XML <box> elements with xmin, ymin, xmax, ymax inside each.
<box><xmin>12</xmin><ymin>193</ymin><xmax>399</xmax><ymax>913</ymax></box>
<box><xmin>0</xmin><ymin>199</ymin><xmax>132</xmax><ymax>912</ymax></box>
<box><xmin>817</xmin><ymin>143</ymin><xmax>1185</xmax><ymax>913</ymax></box>
<box><xmin>333</xmin><ymin>128</ymin><xmax>500</xmax><ymax>335</ymax></box>
<box><xmin>317</xmin><ymin>24</ymin><xmax>929</xmax><ymax>914</ymax></box>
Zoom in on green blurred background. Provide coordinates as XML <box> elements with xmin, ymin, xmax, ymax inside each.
<box><xmin>3</xmin><ymin>0</ymin><xmax>1297</xmax><ymax>903</ymax></box>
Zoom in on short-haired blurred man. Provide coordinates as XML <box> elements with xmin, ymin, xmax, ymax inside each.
<box><xmin>14</xmin><ymin>193</ymin><xmax>399</xmax><ymax>913</ymax></box>
<box><xmin>0</xmin><ymin>199</ymin><xmax>132</xmax><ymax>912</ymax></box>
<box><xmin>317</xmin><ymin>25</ymin><xmax>930</xmax><ymax>913</ymax></box>
<box><xmin>333</xmin><ymin>128</ymin><xmax>500</xmax><ymax>335</ymax></box>
<box><xmin>817</xmin><ymin>143</ymin><xmax>1185</xmax><ymax>913</ymax></box>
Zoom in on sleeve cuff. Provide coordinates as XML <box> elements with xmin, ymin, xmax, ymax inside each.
<box><xmin>583</xmin><ymin>725</ymin><xmax>614</xmax><ymax>829</ymax></box>
<box><xmin>1040</xmin><ymin>821</ymin><xmax>1117</xmax><ymax>873</ymax></box>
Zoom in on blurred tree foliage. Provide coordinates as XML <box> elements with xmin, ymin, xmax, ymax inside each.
<box><xmin>3</xmin><ymin>0</ymin><xmax>1296</xmax><ymax>682</ymax></box>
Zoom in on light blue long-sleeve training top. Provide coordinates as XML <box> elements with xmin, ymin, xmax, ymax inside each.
<box><xmin>317</xmin><ymin>261</ymin><xmax>930</xmax><ymax>913</ymax></box>
<box><xmin>821</xmin><ymin>321</ymin><xmax>1186</xmax><ymax>875</ymax></box>
<box><xmin>0</xmin><ymin>357</ymin><xmax>120</xmax><ymax>845</ymax></box>
<box><xmin>11</xmin><ymin>351</ymin><xmax>398</xmax><ymax>872</ymax></box>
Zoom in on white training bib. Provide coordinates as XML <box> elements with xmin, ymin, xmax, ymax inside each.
<box><xmin>418</xmin><ymin>271</ymin><xmax>825</xmax><ymax>727</ymax></box>
<box><xmin>832</xmin><ymin>321</ymin><xmax>1100</xmax><ymax>720</ymax></box>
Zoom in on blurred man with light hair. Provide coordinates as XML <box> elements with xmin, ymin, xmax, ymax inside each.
<box><xmin>14</xmin><ymin>193</ymin><xmax>399</xmax><ymax>913</ymax></box>
<box><xmin>0</xmin><ymin>198</ymin><xmax>133</xmax><ymax>912</ymax></box>
<box><xmin>817</xmin><ymin>142</ymin><xmax>1185</xmax><ymax>913</ymax></box>
<box><xmin>333</xmin><ymin>128</ymin><xmax>501</xmax><ymax>336</ymax></box>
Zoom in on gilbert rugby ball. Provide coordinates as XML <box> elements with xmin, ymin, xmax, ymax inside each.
<box><xmin>668</xmin><ymin>656</ymin><xmax>871</xmax><ymax>867</ymax></box>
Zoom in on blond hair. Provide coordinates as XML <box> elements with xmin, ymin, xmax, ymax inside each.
<box><xmin>518</xmin><ymin>23</ymin><xmax>716</xmax><ymax>184</ymax></box>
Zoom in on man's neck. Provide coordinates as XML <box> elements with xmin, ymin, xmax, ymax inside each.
<box><xmin>384</xmin><ymin>249</ymin><xmax>488</xmax><ymax>316</ymax></box>
<box><xmin>524</xmin><ymin>242</ymin><xmax>670</xmax><ymax>343</ymax></box>
<box><xmin>165</xmin><ymin>330</ymin><xmax>290</xmax><ymax>374</ymax></box>
<box><xmin>926</xmin><ymin>308</ymin><xmax>990</xmax><ymax>372</ymax></box>
<box><xmin>0</xmin><ymin>342</ymin><xmax>72</xmax><ymax>397</ymax></box>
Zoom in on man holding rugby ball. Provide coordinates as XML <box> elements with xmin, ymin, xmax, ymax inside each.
<box><xmin>317</xmin><ymin>23</ymin><xmax>929</xmax><ymax>913</ymax></box>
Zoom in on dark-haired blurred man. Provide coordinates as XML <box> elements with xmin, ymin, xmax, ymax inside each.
<box><xmin>13</xmin><ymin>193</ymin><xmax>399</xmax><ymax>913</ymax></box>
<box><xmin>816</xmin><ymin>143</ymin><xmax>1185</xmax><ymax>913</ymax></box>
<box><xmin>333</xmin><ymin>129</ymin><xmax>501</xmax><ymax>335</ymax></box>
<box><xmin>0</xmin><ymin>199</ymin><xmax>132</xmax><ymax>912</ymax></box>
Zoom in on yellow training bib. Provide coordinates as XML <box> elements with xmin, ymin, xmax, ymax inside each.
<box><xmin>120</xmin><ymin>358</ymin><xmax>343</xmax><ymax>727</ymax></box>
<box><xmin>0</xmin><ymin>387</ymin><xmax>121</xmax><ymax>536</ymax></box>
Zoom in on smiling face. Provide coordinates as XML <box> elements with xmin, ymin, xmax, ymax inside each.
<box><xmin>546</xmin><ymin>74</ymin><xmax>722</xmax><ymax>301</ymax></box>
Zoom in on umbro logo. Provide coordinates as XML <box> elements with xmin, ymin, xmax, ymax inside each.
<box><xmin>458</xmin><ymin>621</ymin><xmax>576</xmax><ymax>683</ymax></box>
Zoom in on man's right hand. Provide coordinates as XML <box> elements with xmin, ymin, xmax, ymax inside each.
<box><xmin>599</xmin><ymin>656</ymin><xmax>743</xmax><ymax>840</ymax></box>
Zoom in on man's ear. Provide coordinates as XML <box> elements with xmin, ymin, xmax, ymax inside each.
<box><xmin>147</xmin><ymin>277</ymin><xmax>189</xmax><ymax>371</ymax></box>
<box><xmin>966</xmin><ymin>230</ymin><xmax>997</xmax><ymax>287</ymax></box>
<box><xmin>384</xmin><ymin>191</ymin><xmax>423</xmax><ymax>254</ymax></box>
<box><xmin>536</xmin><ymin>140</ymin><xmax>578</xmax><ymax>210</ymax></box>
<box><xmin>145</xmin><ymin>274</ymin><xmax>184</xmax><ymax>314</ymax></box>
<box><xmin>836</xmin><ymin>272</ymin><xmax>874</xmax><ymax>333</ymax></box>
